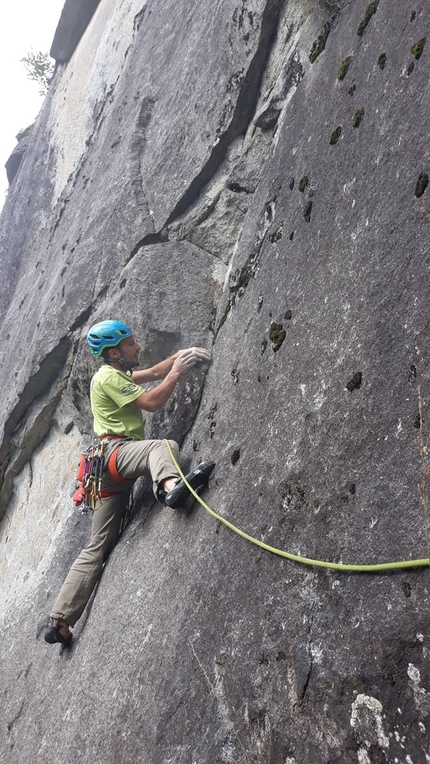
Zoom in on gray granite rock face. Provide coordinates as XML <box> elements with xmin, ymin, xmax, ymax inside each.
<box><xmin>1</xmin><ymin>0</ymin><xmax>430</xmax><ymax>762</ymax></box>
<box><xmin>4</xmin><ymin>125</ymin><xmax>34</xmax><ymax>184</ymax></box>
<box><xmin>50</xmin><ymin>0</ymin><xmax>102</xmax><ymax>62</ymax></box>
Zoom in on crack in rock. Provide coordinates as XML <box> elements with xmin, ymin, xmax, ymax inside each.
<box><xmin>164</xmin><ymin>0</ymin><xmax>283</xmax><ymax>228</ymax></box>
<box><xmin>0</xmin><ymin>337</ymin><xmax>73</xmax><ymax>521</ymax></box>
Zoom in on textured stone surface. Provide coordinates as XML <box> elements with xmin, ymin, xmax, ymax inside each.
<box><xmin>4</xmin><ymin>125</ymin><xmax>34</xmax><ymax>184</ymax></box>
<box><xmin>50</xmin><ymin>0</ymin><xmax>102</xmax><ymax>62</ymax></box>
<box><xmin>1</xmin><ymin>0</ymin><xmax>430</xmax><ymax>762</ymax></box>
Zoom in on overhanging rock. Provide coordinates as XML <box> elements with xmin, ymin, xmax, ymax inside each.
<box><xmin>50</xmin><ymin>0</ymin><xmax>102</xmax><ymax>62</ymax></box>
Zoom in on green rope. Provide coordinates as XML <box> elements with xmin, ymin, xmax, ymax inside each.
<box><xmin>418</xmin><ymin>386</ymin><xmax>430</xmax><ymax>559</ymax></box>
<box><xmin>164</xmin><ymin>440</ymin><xmax>430</xmax><ymax>573</ymax></box>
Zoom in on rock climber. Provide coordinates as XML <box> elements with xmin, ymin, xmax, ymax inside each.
<box><xmin>44</xmin><ymin>319</ymin><xmax>214</xmax><ymax>646</ymax></box>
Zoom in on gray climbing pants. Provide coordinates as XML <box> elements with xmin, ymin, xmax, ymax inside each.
<box><xmin>50</xmin><ymin>438</ymin><xmax>180</xmax><ymax>627</ymax></box>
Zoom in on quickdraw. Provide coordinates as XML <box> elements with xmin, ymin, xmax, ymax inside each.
<box><xmin>73</xmin><ymin>439</ymin><xmax>135</xmax><ymax>514</ymax></box>
<box><xmin>76</xmin><ymin>442</ymin><xmax>106</xmax><ymax>514</ymax></box>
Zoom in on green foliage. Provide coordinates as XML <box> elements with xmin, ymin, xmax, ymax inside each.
<box><xmin>309</xmin><ymin>22</ymin><xmax>330</xmax><ymax>63</ymax></box>
<box><xmin>337</xmin><ymin>56</ymin><xmax>352</xmax><ymax>80</ymax></box>
<box><xmin>329</xmin><ymin>125</ymin><xmax>342</xmax><ymax>145</ymax></box>
<box><xmin>352</xmin><ymin>108</ymin><xmax>364</xmax><ymax>128</ymax></box>
<box><xmin>377</xmin><ymin>53</ymin><xmax>387</xmax><ymax>69</ymax></box>
<box><xmin>298</xmin><ymin>175</ymin><xmax>309</xmax><ymax>192</ymax></box>
<box><xmin>411</xmin><ymin>37</ymin><xmax>426</xmax><ymax>60</ymax></box>
<box><xmin>357</xmin><ymin>0</ymin><xmax>379</xmax><ymax>37</ymax></box>
<box><xmin>269</xmin><ymin>322</ymin><xmax>286</xmax><ymax>351</ymax></box>
<box><xmin>20</xmin><ymin>50</ymin><xmax>54</xmax><ymax>96</ymax></box>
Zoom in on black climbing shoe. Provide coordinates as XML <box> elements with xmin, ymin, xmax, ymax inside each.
<box><xmin>44</xmin><ymin>620</ymin><xmax>72</xmax><ymax>647</ymax></box>
<box><xmin>164</xmin><ymin>461</ymin><xmax>215</xmax><ymax>509</ymax></box>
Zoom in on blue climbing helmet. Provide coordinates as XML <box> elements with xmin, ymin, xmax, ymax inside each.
<box><xmin>87</xmin><ymin>320</ymin><xmax>133</xmax><ymax>356</ymax></box>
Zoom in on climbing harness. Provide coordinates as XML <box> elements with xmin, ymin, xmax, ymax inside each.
<box><xmin>164</xmin><ymin>440</ymin><xmax>430</xmax><ymax>573</ymax></box>
<box><xmin>73</xmin><ymin>438</ymin><xmax>135</xmax><ymax>521</ymax></box>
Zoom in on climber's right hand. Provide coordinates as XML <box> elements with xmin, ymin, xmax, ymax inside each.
<box><xmin>171</xmin><ymin>349</ymin><xmax>198</xmax><ymax>377</ymax></box>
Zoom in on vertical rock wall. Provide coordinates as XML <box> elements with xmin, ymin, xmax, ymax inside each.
<box><xmin>1</xmin><ymin>0</ymin><xmax>430</xmax><ymax>762</ymax></box>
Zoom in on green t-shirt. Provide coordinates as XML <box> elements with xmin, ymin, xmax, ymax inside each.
<box><xmin>90</xmin><ymin>365</ymin><xmax>145</xmax><ymax>440</ymax></box>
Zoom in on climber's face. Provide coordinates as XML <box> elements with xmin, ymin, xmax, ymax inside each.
<box><xmin>119</xmin><ymin>335</ymin><xmax>141</xmax><ymax>367</ymax></box>
<box><xmin>108</xmin><ymin>335</ymin><xmax>141</xmax><ymax>367</ymax></box>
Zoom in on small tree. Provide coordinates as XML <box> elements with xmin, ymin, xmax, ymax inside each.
<box><xmin>20</xmin><ymin>50</ymin><xmax>54</xmax><ymax>96</ymax></box>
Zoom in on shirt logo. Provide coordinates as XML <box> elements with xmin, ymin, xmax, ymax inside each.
<box><xmin>121</xmin><ymin>383</ymin><xmax>138</xmax><ymax>395</ymax></box>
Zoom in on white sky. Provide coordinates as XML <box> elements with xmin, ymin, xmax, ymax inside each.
<box><xmin>0</xmin><ymin>0</ymin><xmax>65</xmax><ymax>210</ymax></box>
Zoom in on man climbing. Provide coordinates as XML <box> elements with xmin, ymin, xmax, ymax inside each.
<box><xmin>44</xmin><ymin>319</ymin><xmax>214</xmax><ymax>646</ymax></box>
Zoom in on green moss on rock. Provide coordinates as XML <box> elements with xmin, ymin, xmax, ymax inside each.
<box><xmin>357</xmin><ymin>0</ymin><xmax>379</xmax><ymax>37</ymax></box>
<box><xmin>411</xmin><ymin>37</ymin><xmax>426</xmax><ymax>60</ymax></box>
<box><xmin>352</xmin><ymin>107</ymin><xmax>364</xmax><ymax>127</ymax></box>
<box><xmin>298</xmin><ymin>175</ymin><xmax>309</xmax><ymax>192</ymax></box>
<box><xmin>309</xmin><ymin>22</ymin><xmax>330</xmax><ymax>63</ymax></box>
<box><xmin>329</xmin><ymin>125</ymin><xmax>342</xmax><ymax>145</ymax></box>
<box><xmin>269</xmin><ymin>322</ymin><xmax>286</xmax><ymax>352</ymax></box>
<box><xmin>337</xmin><ymin>56</ymin><xmax>352</xmax><ymax>80</ymax></box>
<box><xmin>378</xmin><ymin>52</ymin><xmax>387</xmax><ymax>69</ymax></box>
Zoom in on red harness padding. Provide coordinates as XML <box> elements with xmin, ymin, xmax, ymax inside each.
<box><xmin>106</xmin><ymin>445</ymin><xmax>133</xmax><ymax>484</ymax></box>
<box><xmin>73</xmin><ymin>443</ymin><xmax>133</xmax><ymax>507</ymax></box>
<box><xmin>72</xmin><ymin>480</ymin><xmax>120</xmax><ymax>504</ymax></box>
<box><xmin>73</xmin><ymin>482</ymin><xmax>86</xmax><ymax>506</ymax></box>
